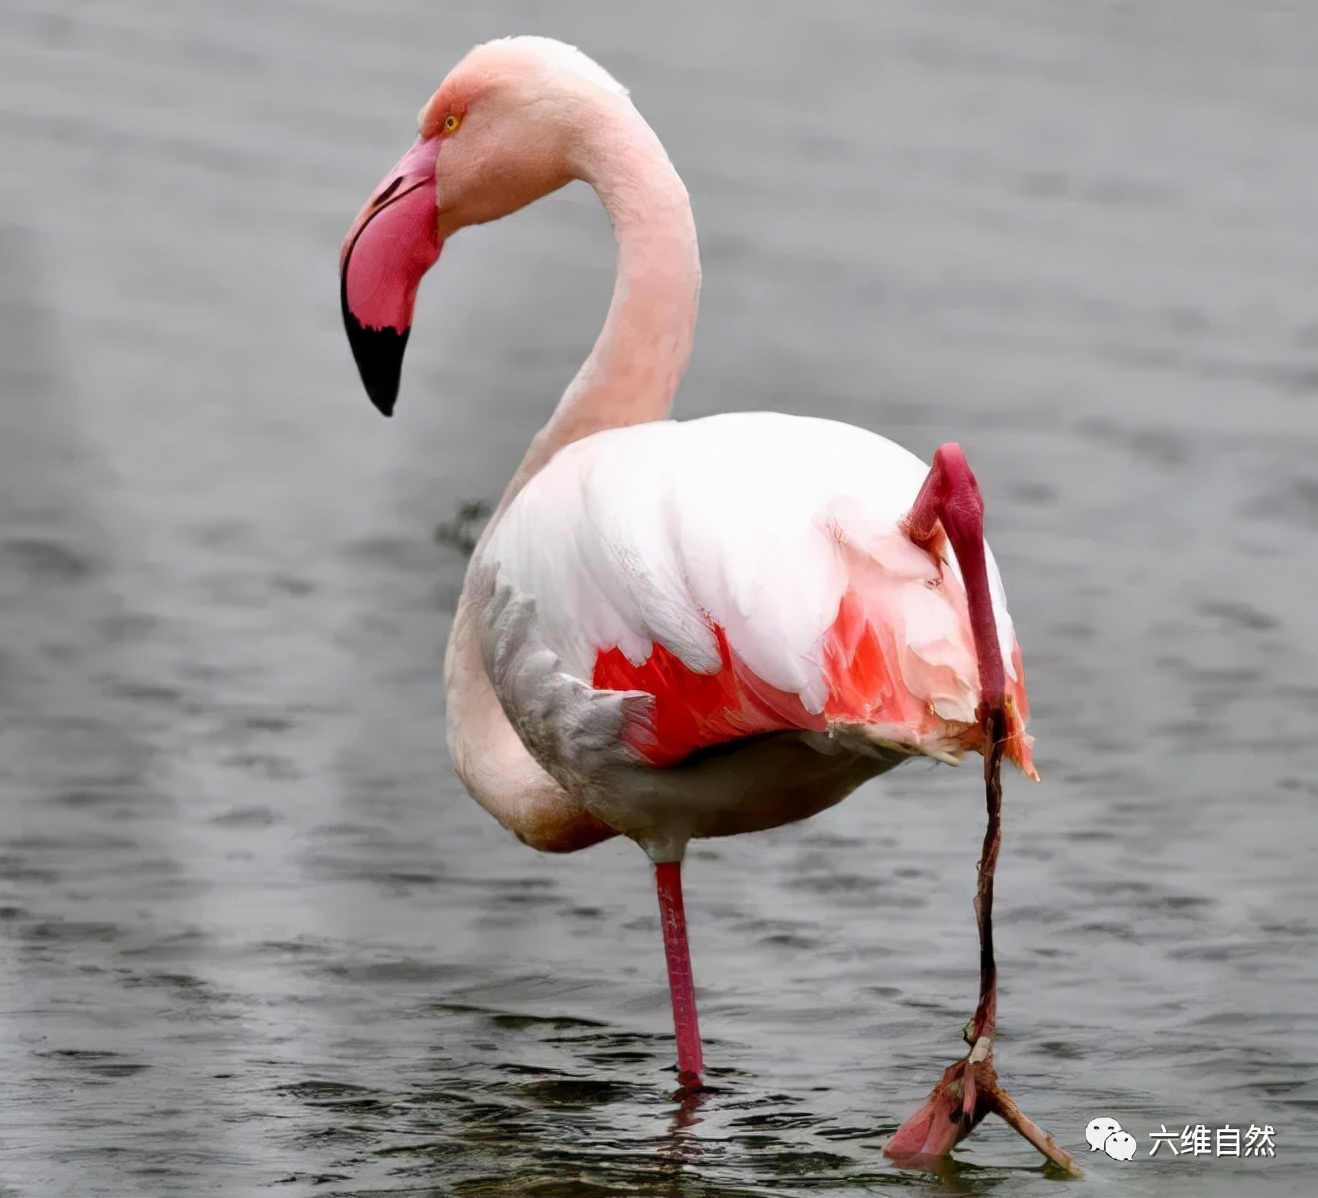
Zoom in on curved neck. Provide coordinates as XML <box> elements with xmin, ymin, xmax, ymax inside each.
<box><xmin>444</xmin><ymin>96</ymin><xmax>700</xmax><ymax>852</ymax></box>
<box><xmin>505</xmin><ymin>102</ymin><xmax>701</xmax><ymax>497</ymax></box>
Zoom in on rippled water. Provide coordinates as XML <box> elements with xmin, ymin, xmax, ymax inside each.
<box><xmin>3</xmin><ymin>3</ymin><xmax>1317</xmax><ymax>1195</ymax></box>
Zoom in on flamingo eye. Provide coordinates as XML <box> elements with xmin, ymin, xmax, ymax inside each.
<box><xmin>443</xmin><ymin>113</ymin><xmax>461</xmax><ymax>134</ymax></box>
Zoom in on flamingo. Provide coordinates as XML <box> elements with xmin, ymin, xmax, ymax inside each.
<box><xmin>339</xmin><ymin>37</ymin><xmax>1076</xmax><ymax>1171</ymax></box>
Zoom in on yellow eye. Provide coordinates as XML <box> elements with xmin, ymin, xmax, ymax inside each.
<box><xmin>443</xmin><ymin>113</ymin><xmax>461</xmax><ymax>134</ymax></box>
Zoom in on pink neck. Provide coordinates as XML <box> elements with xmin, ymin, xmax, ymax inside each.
<box><xmin>507</xmin><ymin>103</ymin><xmax>701</xmax><ymax>494</ymax></box>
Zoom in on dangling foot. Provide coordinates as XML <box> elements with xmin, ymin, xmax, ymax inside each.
<box><xmin>884</xmin><ymin>731</ymin><xmax>1080</xmax><ymax>1175</ymax></box>
<box><xmin>886</xmin><ymin>1039</ymin><xmax>1080</xmax><ymax>1174</ymax></box>
<box><xmin>884</xmin><ymin>721</ymin><xmax>1081</xmax><ymax>1176</ymax></box>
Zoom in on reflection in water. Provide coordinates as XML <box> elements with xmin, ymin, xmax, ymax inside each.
<box><xmin>3</xmin><ymin>2</ymin><xmax>1318</xmax><ymax>1196</ymax></box>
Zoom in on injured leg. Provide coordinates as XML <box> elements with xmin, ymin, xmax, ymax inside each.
<box><xmin>887</xmin><ymin>444</ymin><xmax>1082</xmax><ymax>1176</ymax></box>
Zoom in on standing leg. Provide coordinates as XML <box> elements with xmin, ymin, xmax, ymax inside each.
<box><xmin>654</xmin><ymin>860</ymin><xmax>705</xmax><ymax>1091</ymax></box>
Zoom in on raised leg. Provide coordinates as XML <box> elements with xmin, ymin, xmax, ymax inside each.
<box><xmin>903</xmin><ymin>442</ymin><xmax>1003</xmax><ymax>1045</ymax></box>
<box><xmin>903</xmin><ymin>442</ymin><xmax>1005</xmax><ymax>711</ymax></box>
<box><xmin>654</xmin><ymin>860</ymin><xmax>705</xmax><ymax>1091</ymax></box>
<box><xmin>888</xmin><ymin>444</ymin><xmax>1081</xmax><ymax>1176</ymax></box>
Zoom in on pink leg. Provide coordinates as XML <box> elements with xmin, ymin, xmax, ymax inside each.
<box><xmin>904</xmin><ymin>442</ymin><xmax>1004</xmax><ymax>1041</ymax></box>
<box><xmin>654</xmin><ymin>860</ymin><xmax>705</xmax><ymax>1090</ymax></box>
<box><xmin>903</xmin><ymin>442</ymin><xmax>1005</xmax><ymax>711</ymax></box>
<box><xmin>888</xmin><ymin>446</ymin><xmax>1083</xmax><ymax>1175</ymax></box>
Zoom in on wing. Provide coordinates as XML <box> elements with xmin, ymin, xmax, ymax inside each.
<box><xmin>477</xmin><ymin>412</ymin><xmax>1034</xmax><ymax>778</ymax></box>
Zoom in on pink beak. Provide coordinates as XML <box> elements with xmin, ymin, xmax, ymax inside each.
<box><xmin>339</xmin><ymin>136</ymin><xmax>443</xmax><ymax>416</ymax></box>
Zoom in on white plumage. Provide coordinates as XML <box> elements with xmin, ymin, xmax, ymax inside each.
<box><xmin>481</xmin><ymin>411</ymin><xmax>1018</xmax><ymax>722</ymax></box>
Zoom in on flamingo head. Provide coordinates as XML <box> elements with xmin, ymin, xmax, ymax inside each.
<box><xmin>340</xmin><ymin>37</ymin><xmax>630</xmax><ymax>416</ymax></box>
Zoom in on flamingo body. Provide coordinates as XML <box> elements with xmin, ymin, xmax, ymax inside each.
<box><xmin>340</xmin><ymin>35</ymin><xmax>1039</xmax><ymax>1095</ymax></box>
<box><xmin>472</xmin><ymin>412</ymin><xmax>1033</xmax><ymax>859</ymax></box>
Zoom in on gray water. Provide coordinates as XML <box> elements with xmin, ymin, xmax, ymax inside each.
<box><xmin>2</xmin><ymin>3</ymin><xmax>1316</xmax><ymax>1196</ymax></box>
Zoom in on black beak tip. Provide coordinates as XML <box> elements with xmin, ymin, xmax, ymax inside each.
<box><xmin>367</xmin><ymin>384</ymin><xmax>397</xmax><ymax>419</ymax></box>
<box><xmin>343</xmin><ymin>308</ymin><xmax>408</xmax><ymax>419</ymax></box>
